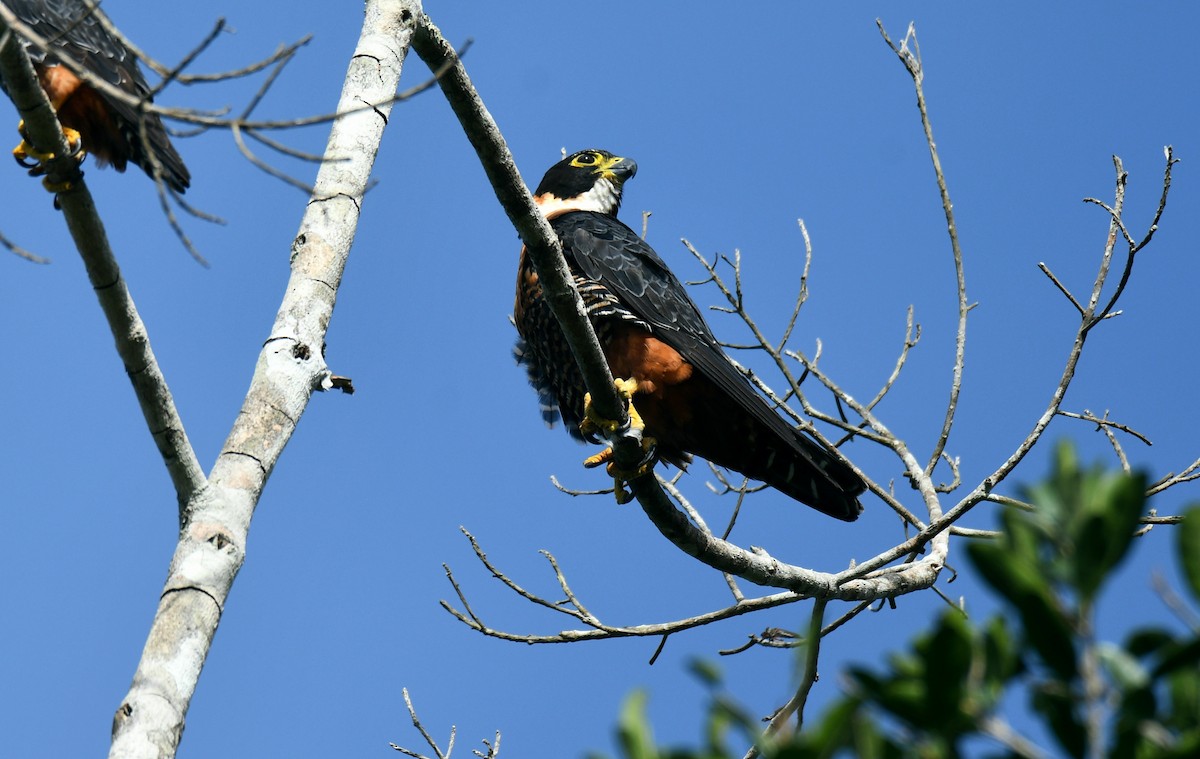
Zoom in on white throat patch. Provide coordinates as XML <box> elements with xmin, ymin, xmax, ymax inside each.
<box><xmin>534</xmin><ymin>177</ymin><xmax>622</xmax><ymax>218</ymax></box>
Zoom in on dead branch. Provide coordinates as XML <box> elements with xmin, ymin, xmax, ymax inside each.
<box><xmin>947</xmin><ymin>147</ymin><xmax>1179</xmax><ymax>529</ymax></box>
<box><xmin>390</xmin><ymin>688</ymin><xmax>500</xmax><ymax>759</ymax></box>
<box><xmin>1057</xmin><ymin>409</ymin><xmax>1153</xmax><ymax>447</ymax></box>
<box><xmin>441</xmin><ymin>528</ymin><xmax>813</xmax><ymax>644</ymax></box>
<box><xmin>106</xmin><ymin>3</ymin><xmax>418</xmax><ymax>756</ymax></box>
<box><xmin>877</xmin><ymin>20</ymin><xmax>969</xmax><ymax>483</ymax></box>
<box><xmin>746</xmin><ymin>599</ymin><xmax>827</xmax><ymax>759</ymax></box>
<box><xmin>0</xmin><ymin>226</ymin><xmax>48</xmax><ymax>263</ymax></box>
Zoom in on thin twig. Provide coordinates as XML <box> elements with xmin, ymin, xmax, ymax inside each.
<box><xmin>441</xmin><ymin>528</ymin><xmax>820</xmax><ymax>643</ymax></box>
<box><xmin>877</xmin><ymin>20</ymin><xmax>969</xmax><ymax>480</ymax></box>
<box><xmin>744</xmin><ymin>599</ymin><xmax>827</xmax><ymax>759</ymax></box>
<box><xmin>1038</xmin><ymin>262</ymin><xmax>1085</xmax><ymax>314</ymax></box>
<box><xmin>0</xmin><ymin>227</ymin><xmax>49</xmax><ymax>263</ymax></box>
<box><xmin>1056</xmin><ymin>409</ymin><xmax>1153</xmax><ymax>446</ymax></box>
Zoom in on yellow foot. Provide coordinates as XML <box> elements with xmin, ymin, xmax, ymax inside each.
<box><xmin>41</xmin><ymin>175</ymin><xmax>76</xmax><ymax>194</ymax></box>
<box><xmin>579</xmin><ymin>377</ymin><xmax>657</xmax><ymax>503</ymax></box>
<box><xmin>580</xmin><ymin>377</ymin><xmax>643</xmax><ymax>442</ymax></box>
<box><xmin>13</xmin><ymin>121</ymin><xmax>84</xmax><ymax>191</ymax></box>
<box><xmin>582</xmin><ymin>446</ymin><xmax>615</xmax><ymax>470</ymax></box>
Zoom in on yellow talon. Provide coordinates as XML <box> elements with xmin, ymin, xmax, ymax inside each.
<box><xmin>579</xmin><ymin>377</ymin><xmax>658</xmax><ymax>503</ymax></box>
<box><xmin>582</xmin><ymin>446</ymin><xmax>615</xmax><ymax>469</ymax></box>
<box><xmin>13</xmin><ymin>121</ymin><xmax>85</xmax><ymax>194</ymax></box>
<box><xmin>580</xmin><ymin>377</ymin><xmax>643</xmax><ymax>440</ymax></box>
<box><xmin>14</xmin><ymin>139</ymin><xmax>35</xmax><ymax>164</ymax></box>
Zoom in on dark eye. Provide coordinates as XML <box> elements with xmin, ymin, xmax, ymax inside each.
<box><xmin>576</xmin><ymin>152</ymin><xmax>596</xmax><ymax>165</ymax></box>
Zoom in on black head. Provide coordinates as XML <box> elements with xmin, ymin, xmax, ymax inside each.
<box><xmin>533</xmin><ymin>149</ymin><xmax>638</xmax><ymax>216</ymax></box>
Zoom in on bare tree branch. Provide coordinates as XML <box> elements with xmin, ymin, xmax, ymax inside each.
<box><xmin>744</xmin><ymin>599</ymin><xmax>827</xmax><ymax>759</ymax></box>
<box><xmin>1057</xmin><ymin>409</ymin><xmax>1153</xmax><ymax>447</ymax></box>
<box><xmin>877</xmin><ymin>20</ymin><xmax>969</xmax><ymax>482</ymax></box>
<box><xmin>441</xmin><ymin>527</ymin><xmax>819</xmax><ymax>644</ymax></box>
<box><xmin>0</xmin><ymin>13</ymin><xmax>205</xmax><ymax>509</ymax></box>
<box><xmin>390</xmin><ymin>688</ymin><xmax>501</xmax><ymax>759</ymax></box>
<box><xmin>106</xmin><ymin>3</ymin><xmax>420</xmax><ymax>756</ymax></box>
<box><xmin>0</xmin><ymin>1</ymin><xmax>452</xmax><ymax>201</ymax></box>
<box><xmin>0</xmin><ymin>225</ymin><xmax>48</xmax><ymax>263</ymax></box>
<box><xmin>948</xmin><ymin>147</ymin><xmax>1178</xmax><ymax>530</ymax></box>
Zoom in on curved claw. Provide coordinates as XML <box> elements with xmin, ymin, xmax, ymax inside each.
<box><xmin>14</xmin><ymin>139</ymin><xmax>47</xmax><ymax>172</ymax></box>
<box><xmin>579</xmin><ymin>377</ymin><xmax>658</xmax><ymax>503</ymax></box>
<box><xmin>12</xmin><ymin>121</ymin><xmax>85</xmax><ymax>187</ymax></box>
<box><xmin>604</xmin><ymin>438</ymin><xmax>658</xmax><ymax>505</ymax></box>
<box><xmin>579</xmin><ymin>378</ymin><xmax>643</xmax><ymax>441</ymax></box>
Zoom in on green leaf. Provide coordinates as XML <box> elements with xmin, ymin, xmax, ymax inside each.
<box><xmin>1151</xmin><ymin>636</ymin><xmax>1200</xmax><ymax>678</ymax></box>
<box><xmin>1069</xmin><ymin>471</ymin><xmax>1146</xmax><ymax>602</ymax></box>
<box><xmin>1032</xmin><ymin>685</ymin><xmax>1086</xmax><ymax>759</ymax></box>
<box><xmin>688</xmin><ymin>658</ymin><xmax>723</xmax><ymax>689</ymax></box>
<box><xmin>923</xmin><ymin>612</ymin><xmax>974</xmax><ymax>735</ymax></box>
<box><xmin>1124</xmin><ymin>627</ymin><xmax>1176</xmax><ymax>659</ymax></box>
<box><xmin>847</xmin><ymin>666</ymin><xmax>932</xmax><ymax>728</ymax></box>
<box><xmin>792</xmin><ymin>697</ymin><xmax>863</xmax><ymax>755</ymax></box>
<box><xmin>1001</xmin><ymin>493</ymin><xmax>1051</xmax><ymax>564</ymax></box>
<box><xmin>706</xmin><ymin>694</ymin><xmax>758</xmax><ymax>756</ymax></box>
<box><xmin>967</xmin><ymin>540</ymin><xmax>1044</xmax><ymax>607</ymax></box>
<box><xmin>1178</xmin><ymin>505</ymin><xmax>1200</xmax><ymax>602</ymax></box>
<box><xmin>616</xmin><ymin>690</ymin><xmax>657</xmax><ymax>759</ymax></box>
<box><xmin>968</xmin><ymin>541</ymin><xmax>1078</xmax><ymax>681</ymax></box>
<box><xmin>982</xmin><ymin>615</ymin><xmax>1023</xmax><ymax>688</ymax></box>
<box><xmin>1164</xmin><ymin>732</ymin><xmax>1200</xmax><ymax>759</ymax></box>
<box><xmin>1110</xmin><ymin>684</ymin><xmax>1156</xmax><ymax>759</ymax></box>
<box><xmin>1165</xmin><ymin>667</ymin><xmax>1200</xmax><ymax>732</ymax></box>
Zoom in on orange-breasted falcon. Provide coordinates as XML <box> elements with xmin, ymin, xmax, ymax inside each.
<box><xmin>0</xmin><ymin>0</ymin><xmax>190</xmax><ymax>191</ymax></box>
<box><xmin>514</xmin><ymin>149</ymin><xmax>865</xmax><ymax>521</ymax></box>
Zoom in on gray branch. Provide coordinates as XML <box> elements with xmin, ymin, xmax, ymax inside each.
<box><xmin>105</xmin><ymin>2</ymin><xmax>421</xmax><ymax>757</ymax></box>
<box><xmin>0</xmin><ymin>11</ymin><xmax>205</xmax><ymax>509</ymax></box>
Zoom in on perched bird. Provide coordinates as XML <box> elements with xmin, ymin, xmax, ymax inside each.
<box><xmin>1</xmin><ymin>0</ymin><xmax>190</xmax><ymax>192</ymax></box>
<box><xmin>514</xmin><ymin>149</ymin><xmax>865</xmax><ymax>521</ymax></box>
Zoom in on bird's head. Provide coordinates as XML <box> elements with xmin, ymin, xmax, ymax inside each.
<box><xmin>533</xmin><ymin>149</ymin><xmax>637</xmax><ymax>218</ymax></box>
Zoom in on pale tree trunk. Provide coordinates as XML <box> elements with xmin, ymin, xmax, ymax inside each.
<box><xmin>3</xmin><ymin>1</ymin><xmax>420</xmax><ymax>756</ymax></box>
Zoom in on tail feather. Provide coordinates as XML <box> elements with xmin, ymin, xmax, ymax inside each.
<box><xmin>731</xmin><ymin>431</ymin><xmax>864</xmax><ymax>522</ymax></box>
<box><xmin>642</xmin><ymin>385</ymin><xmax>865</xmax><ymax>521</ymax></box>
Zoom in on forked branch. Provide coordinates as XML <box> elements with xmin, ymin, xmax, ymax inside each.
<box><xmin>390</xmin><ymin>688</ymin><xmax>500</xmax><ymax>759</ymax></box>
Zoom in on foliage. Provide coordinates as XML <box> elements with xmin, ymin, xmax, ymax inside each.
<box><xmin>595</xmin><ymin>442</ymin><xmax>1200</xmax><ymax>758</ymax></box>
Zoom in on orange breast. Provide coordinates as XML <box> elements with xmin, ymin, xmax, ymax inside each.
<box><xmin>602</xmin><ymin>325</ymin><xmax>694</xmax><ymax>397</ymax></box>
<box><xmin>35</xmin><ymin>64</ymin><xmax>126</xmax><ymax>170</ymax></box>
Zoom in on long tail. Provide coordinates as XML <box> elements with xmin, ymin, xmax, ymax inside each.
<box><xmin>123</xmin><ymin>113</ymin><xmax>191</xmax><ymax>193</ymax></box>
<box><xmin>723</xmin><ymin>427</ymin><xmax>864</xmax><ymax>521</ymax></box>
<box><xmin>646</xmin><ymin>387</ymin><xmax>865</xmax><ymax>521</ymax></box>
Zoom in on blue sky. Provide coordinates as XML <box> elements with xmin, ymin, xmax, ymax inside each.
<box><xmin>3</xmin><ymin>2</ymin><xmax>1198</xmax><ymax>757</ymax></box>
